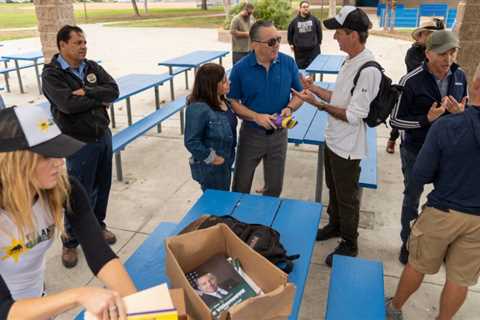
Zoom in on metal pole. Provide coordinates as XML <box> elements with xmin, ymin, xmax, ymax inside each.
<box><xmin>33</xmin><ymin>59</ymin><xmax>42</xmax><ymax>95</ymax></box>
<box><xmin>126</xmin><ymin>97</ymin><xmax>132</xmax><ymax>126</ymax></box>
<box><xmin>169</xmin><ymin>66</ymin><xmax>175</xmax><ymax>100</ymax></box>
<box><xmin>155</xmin><ymin>86</ymin><xmax>161</xmax><ymax>133</ymax></box>
<box><xmin>14</xmin><ymin>60</ymin><xmax>24</xmax><ymax>94</ymax></box>
<box><xmin>110</xmin><ymin>104</ymin><xmax>116</xmax><ymax>128</ymax></box>
<box><xmin>315</xmin><ymin>144</ymin><xmax>325</xmax><ymax>203</ymax></box>
<box><xmin>115</xmin><ymin>153</ymin><xmax>123</xmax><ymax>182</ymax></box>
<box><xmin>3</xmin><ymin>60</ymin><xmax>10</xmax><ymax>92</ymax></box>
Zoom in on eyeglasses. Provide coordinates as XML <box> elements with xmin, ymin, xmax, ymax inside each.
<box><xmin>253</xmin><ymin>36</ymin><xmax>282</xmax><ymax>47</ymax></box>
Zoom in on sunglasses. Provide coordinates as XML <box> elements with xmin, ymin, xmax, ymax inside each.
<box><xmin>254</xmin><ymin>36</ymin><xmax>282</xmax><ymax>47</ymax></box>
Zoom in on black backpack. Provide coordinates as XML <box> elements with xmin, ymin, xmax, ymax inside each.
<box><xmin>350</xmin><ymin>61</ymin><xmax>403</xmax><ymax>127</ymax></box>
<box><xmin>180</xmin><ymin>215</ymin><xmax>300</xmax><ymax>274</ymax></box>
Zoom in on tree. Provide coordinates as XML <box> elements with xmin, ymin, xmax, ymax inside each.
<box><xmin>144</xmin><ymin>0</ymin><xmax>148</xmax><ymax>14</ymax></box>
<box><xmin>201</xmin><ymin>0</ymin><xmax>207</xmax><ymax>10</ymax></box>
<box><xmin>131</xmin><ymin>0</ymin><xmax>140</xmax><ymax>16</ymax></box>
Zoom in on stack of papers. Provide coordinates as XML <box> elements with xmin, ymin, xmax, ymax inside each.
<box><xmin>85</xmin><ymin>283</ymin><xmax>178</xmax><ymax>320</ymax></box>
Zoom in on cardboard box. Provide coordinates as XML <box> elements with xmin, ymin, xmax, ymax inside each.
<box><xmin>166</xmin><ymin>224</ymin><xmax>295</xmax><ymax>320</ymax></box>
<box><xmin>169</xmin><ymin>288</ymin><xmax>188</xmax><ymax>320</ymax></box>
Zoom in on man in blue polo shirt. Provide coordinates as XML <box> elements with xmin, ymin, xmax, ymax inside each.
<box><xmin>228</xmin><ymin>20</ymin><xmax>303</xmax><ymax>197</ymax></box>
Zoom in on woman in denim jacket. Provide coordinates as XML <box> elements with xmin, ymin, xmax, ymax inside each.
<box><xmin>184</xmin><ymin>63</ymin><xmax>237</xmax><ymax>191</ymax></box>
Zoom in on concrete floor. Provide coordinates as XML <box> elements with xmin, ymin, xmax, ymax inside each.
<box><xmin>1</xmin><ymin>24</ymin><xmax>479</xmax><ymax>319</ymax></box>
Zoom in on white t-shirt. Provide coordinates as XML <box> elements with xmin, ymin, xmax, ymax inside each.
<box><xmin>0</xmin><ymin>200</ymin><xmax>56</xmax><ymax>299</ymax></box>
<box><xmin>326</xmin><ymin>48</ymin><xmax>381</xmax><ymax>160</ymax></box>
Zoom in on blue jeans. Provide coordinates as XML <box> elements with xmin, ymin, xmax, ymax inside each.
<box><xmin>63</xmin><ymin>130</ymin><xmax>113</xmax><ymax>248</ymax></box>
<box><xmin>400</xmin><ymin>144</ymin><xmax>424</xmax><ymax>244</ymax></box>
<box><xmin>190</xmin><ymin>160</ymin><xmax>232</xmax><ymax>192</ymax></box>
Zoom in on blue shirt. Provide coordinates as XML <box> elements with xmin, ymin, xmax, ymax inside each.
<box><xmin>57</xmin><ymin>55</ymin><xmax>86</xmax><ymax>82</ymax></box>
<box><xmin>228</xmin><ymin>52</ymin><xmax>302</xmax><ymax>126</ymax></box>
<box><xmin>410</xmin><ymin>106</ymin><xmax>480</xmax><ymax>216</ymax></box>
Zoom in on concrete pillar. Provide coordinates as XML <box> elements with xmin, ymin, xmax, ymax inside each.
<box><xmin>33</xmin><ymin>0</ymin><xmax>75</xmax><ymax>63</ymax></box>
<box><xmin>456</xmin><ymin>0</ymin><xmax>480</xmax><ymax>83</ymax></box>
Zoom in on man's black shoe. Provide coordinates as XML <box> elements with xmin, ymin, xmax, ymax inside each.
<box><xmin>325</xmin><ymin>240</ymin><xmax>358</xmax><ymax>267</ymax></box>
<box><xmin>316</xmin><ymin>223</ymin><xmax>340</xmax><ymax>241</ymax></box>
<box><xmin>399</xmin><ymin>243</ymin><xmax>409</xmax><ymax>265</ymax></box>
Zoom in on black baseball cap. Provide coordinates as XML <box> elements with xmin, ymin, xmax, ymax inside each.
<box><xmin>323</xmin><ymin>6</ymin><xmax>372</xmax><ymax>32</ymax></box>
<box><xmin>0</xmin><ymin>105</ymin><xmax>84</xmax><ymax>158</ymax></box>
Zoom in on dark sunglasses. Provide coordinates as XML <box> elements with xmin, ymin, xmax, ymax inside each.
<box><xmin>254</xmin><ymin>36</ymin><xmax>282</xmax><ymax>47</ymax></box>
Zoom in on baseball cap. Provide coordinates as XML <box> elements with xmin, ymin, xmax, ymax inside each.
<box><xmin>323</xmin><ymin>6</ymin><xmax>371</xmax><ymax>32</ymax></box>
<box><xmin>426</xmin><ymin>30</ymin><xmax>460</xmax><ymax>53</ymax></box>
<box><xmin>0</xmin><ymin>104</ymin><xmax>84</xmax><ymax>158</ymax></box>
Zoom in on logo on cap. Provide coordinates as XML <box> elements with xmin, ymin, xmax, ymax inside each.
<box><xmin>38</xmin><ymin>119</ymin><xmax>54</xmax><ymax>133</ymax></box>
<box><xmin>86</xmin><ymin>73</ymin><xmax>97</xmax><ymax>84</ymax></box>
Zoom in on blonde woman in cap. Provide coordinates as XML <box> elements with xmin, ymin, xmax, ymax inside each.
<box><xmin>386</xmin><ymin>18</ymin><xmax>445</xmax><ymax>154</ymax></box>
<box><xmin>0</xmin><ymin>105</ymin><xmax>136</xmax><ymax>319</ymax></box>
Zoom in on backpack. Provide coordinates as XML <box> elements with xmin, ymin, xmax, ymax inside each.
<box><xmin>350</xmin><ymin>61</ymin><xmax>403</xmax><ymax>127</ymax></box>
<box><xmin>180</xmin><ymin>215</ymin><xmax>300</xmax><ymax>274</ymax></box>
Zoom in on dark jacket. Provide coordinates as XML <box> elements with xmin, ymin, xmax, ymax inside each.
<box><xmin>42</xmin><ymin>54</ymin><xmax>119</xmax><ymax>143</ymax></box>
<box><xmin>287</xmin><ymin>14</ymin><xmax>322</xmax><ymax>50</ymax></box>
<box><xmin>405</xmin><ymin>43</ymin><xmax>426</xmax><ymax>73</ymax></box>
<box><xmin>390</xmin><ymin>62</ymin><xmax>467</xmax><ymax>154</ymax></box>
<box><xmin>411</xmin><ymin>106</ymin><xmax>480</xmax><ymax>216</ymax></box>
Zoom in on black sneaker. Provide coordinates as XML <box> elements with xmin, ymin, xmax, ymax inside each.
<box><xmin>316</xmin><ymin>223</ymin><xmax>340</xmax><ymax>241</ymax></box>
<box><xmin>325</xmin><ymin>240</ymin><xmax>358</xmax><ymax>267</ymax></box>
<box><xmin>399</xmin><ymin>243</ymin><xmax>409</xmax><ymax>265</ymax></box>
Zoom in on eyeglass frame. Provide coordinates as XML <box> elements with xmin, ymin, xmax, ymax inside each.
<box><xmin>252</xmin><ymin>36</ymin><xmax>282</xmax><ymax>47</ymax></box>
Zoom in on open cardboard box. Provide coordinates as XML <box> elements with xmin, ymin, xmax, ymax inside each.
<box><xmin>166</xmin><ymin>223</ymin><xmax>295</xmax><ymax>320</ymax></box>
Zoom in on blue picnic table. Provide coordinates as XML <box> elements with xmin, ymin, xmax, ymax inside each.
<box><xmin>113</xmin><ymin>73</ymin><xmax>173</xmax><ymax>131</ymax></box>
<box><xmin>305</xmin><ymin>54</ymin><xmax>346</xmax><ymax>81</ymax></box>
<box><xmin>288</xmin><ymin>82</ymin><xmax>377</xmax><ymax>202</ymax></box>
<box><xmin>1</xmin><ymin>50</ymin><xmax>44</xmax><ymax>95</ymax></box>
<box><xmin>158</xmin><ymin>50</ymin><xmax>229</xmax><ymax>133</ymax></box>
<box><xmin>75</xmin><ymin>190</ymin><xmax>323</xmax><ymax>320</ymax></box>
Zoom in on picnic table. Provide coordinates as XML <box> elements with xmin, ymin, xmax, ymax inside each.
<box><xmin>75</xmin><ymin>190</ymin><xmax>323</xmax><ymax>320</ymax></box>
<box><xmin>113</xmin><ymin>73</ymin><xmax>173</xmax><ymax>131</ymax></box>
<box><xmin>158</xmin><ymin>50</ymin><xmax>229</xmax><ymax>133</ymax></box>
<box><xmin>305</xmin><ymin>54</ymin><xmax>345</xmax><ymax>81</ymax></box>
<box><xmin>288</xmin><ymin>82</ymin><xmax>377</xmax><ymax>202</ymax></box>
<box><xmin>1</xmin><ymin>50</ymin><xmax>44</xmax><ymax>95</ymax></box>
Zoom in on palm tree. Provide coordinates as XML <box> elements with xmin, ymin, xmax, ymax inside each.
<box><xmin>131</xmin><ymin>0</ymin><xmax>140</xmax><ymax>16</ymax></box>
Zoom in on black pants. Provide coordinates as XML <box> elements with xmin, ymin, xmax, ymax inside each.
<box><xmin>232</xmin><ymin>52</ymin><xmax>249</xmax><ymax>65</ymax></box>
<box><xmin>324</xmin><ymin>145</ymin><xmax>361</xmax><ymax>244</ymax></box>
<box><xmin>63</xmin><ymin>130</ymin><xmax>113</xmax><ymax>248</ymax></box>
<box><xmin>293</xmin><ymin>46</ymin><xmax>320</xmax><ymax>69</ymax></box>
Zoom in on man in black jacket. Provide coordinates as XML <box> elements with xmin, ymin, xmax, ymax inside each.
<box><xmin>42</xmin><ymin>25</ymin><xmax>119</xmax><ymax>268</ymax></box>
<box><xmin>287</xmin><ymin>1</ymin><xmax>322</xmax><ymax>69</ymax></box>
<box><xmin>390</xmin><ymin>30</ymin><xmax>467</xmax><ymax>265</ymax></box>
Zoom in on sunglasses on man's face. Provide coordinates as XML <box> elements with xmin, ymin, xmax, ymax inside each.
<box><xmin>254</xmin><ymin>37</ymin><xmax>282</xmax><ymax>47</ymax></box>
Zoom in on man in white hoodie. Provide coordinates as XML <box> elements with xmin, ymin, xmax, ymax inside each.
<box><xmin>293</xmin><ymin>6</ymin><xmax>381</xmax><ymax>267</ymax></box>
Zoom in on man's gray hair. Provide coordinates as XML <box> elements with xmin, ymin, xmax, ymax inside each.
<box><xmin>249</xmin><ymin>20</ymin><xmax>274</xmax><ymax>41</ymax></box>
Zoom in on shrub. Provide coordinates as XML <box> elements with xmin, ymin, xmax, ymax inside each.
<box><xmin>224</xmin><ymin>0</ymin><xmax>293</xmax><ymax>30</ymax></box>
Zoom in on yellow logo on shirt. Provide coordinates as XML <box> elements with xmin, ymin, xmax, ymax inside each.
<box><xmin>1</xmin><ymin>239</ymin><xmax>29</xmax><ymax>263</ymax></box>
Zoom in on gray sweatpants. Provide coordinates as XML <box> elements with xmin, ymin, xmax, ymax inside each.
<box><xmin>232</xmin><ymin>124</ymin><xmax>288</xmax><ymax>197</ymax></box>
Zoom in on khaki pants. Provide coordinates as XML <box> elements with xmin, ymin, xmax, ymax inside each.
<box><xmin>408</xmin><ymin>206</ymin><xmax>480</xmax><ymax>286</ymax></box>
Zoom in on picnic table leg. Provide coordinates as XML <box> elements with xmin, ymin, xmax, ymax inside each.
<box><xmin>126</xmin><ymin>97</ymin><xmax>133</xmax><ymax>126</ymax></box>
<box><xmin>169</xmin><ymin>66</ymin><xmax>175</xmax><ymax>100</ymax></box>
<box><xmin>13</xmin><ymin>60</ymin><xmax>24</xmax><ymax>94</ymax></box>
<box><xmin>115</xmin><ymin>152</ymin><xmax>124</xmax><ymax>182</ymax></box>
<box><xmin>184</xmin><ymin>70</ymin><xmax>189</xmax><ymax>90</ymax></box>
<box><xmin>180</xmin><ymin>108</ymin><xmax>185</xmax><ymax>135</ymax></box>
<box><xmin>315</xmin><ymin>144</ymin><xmax>325</xmax><ymax>203</ymax></box>
<box><xmin>110</xmin><ymin>103</ymin><xmax>116</xmax><ymax>128</ymax></box>
<box><xmin>33</xmin><ymin>59</ymin><xmax>42</xmax><ymax>95</ymax></box>
<box><xmin>219</xmin><ymin>57</ymin><xmax>223</xmax><ymax>65</ymax></box>
<box><xmin>3</xmin><ymin>61</ymin><xmax>10</xmax><ymax>93</ymax></box>
<box><xmin>358</xmin><ymin>187</ymin><xmax>364</xmax><ymax>206</ymax></box>
<box><xmin>155</xmin><ymin>86</ymin><xmax>162</xmax><ymax>133</ymax></box>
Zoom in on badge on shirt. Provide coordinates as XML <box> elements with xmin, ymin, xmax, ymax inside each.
<box><xmin>86</xmin><ymin>73</ymin><xmax>97</xmax><ymax>84</ymax></box>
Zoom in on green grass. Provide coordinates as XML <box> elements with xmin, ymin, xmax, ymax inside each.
<box><xmin>111</xmin><ymin>15</ymin><xmax>226</xmax><ymax>28</ymax></box>
<box><xmin>0</xmin><ymin>4</ymin><xmax>224</xmax><ymax>29</ymax></box>
<box><xmin>0</xmin><ymin>30</ymin><xmax>37</xmax><ymax>41</ymax></box>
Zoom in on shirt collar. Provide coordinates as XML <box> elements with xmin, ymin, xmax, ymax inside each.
<box><xmin>58</xmin><ymin>54</ymin><xmax>86</xmax><ymax>72</ymax></box>
<box><xmin>248</xmin><ymin>51</ymin><xmax>280</xmax><ymax>67</ymax></box>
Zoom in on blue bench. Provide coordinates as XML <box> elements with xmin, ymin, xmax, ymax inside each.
<box><xmin>380</xmin><ymin>8</ymin><xmax>420</xmax><ymax>28</ymax></box>
<box><xmin>447</xmin><ymin>8</ymin><xmax>457</xmax><ymax>28</ymax></box>
<box><xmin>326</xmin><ymin>255</ymin><xmax>385</xmax><ymax>320</ymax></box>
<box><xmin>75</xmin><ymin>190</ymin><xmax>323</xmax><ymax>319</ymax></box>
<box><xmin>0</xmin><ymin>58</ymin><xmax>44</xmax><ymax>93</ymax></box>
<box><xmin>419</xmin><ymin>3</ymin><xmax>449</xmax><ymax>18</ymax></box>
<box><xmin>113</xmin><ymin>96</ymin><xmax>187</xmax><ymax>181</ymax></box>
